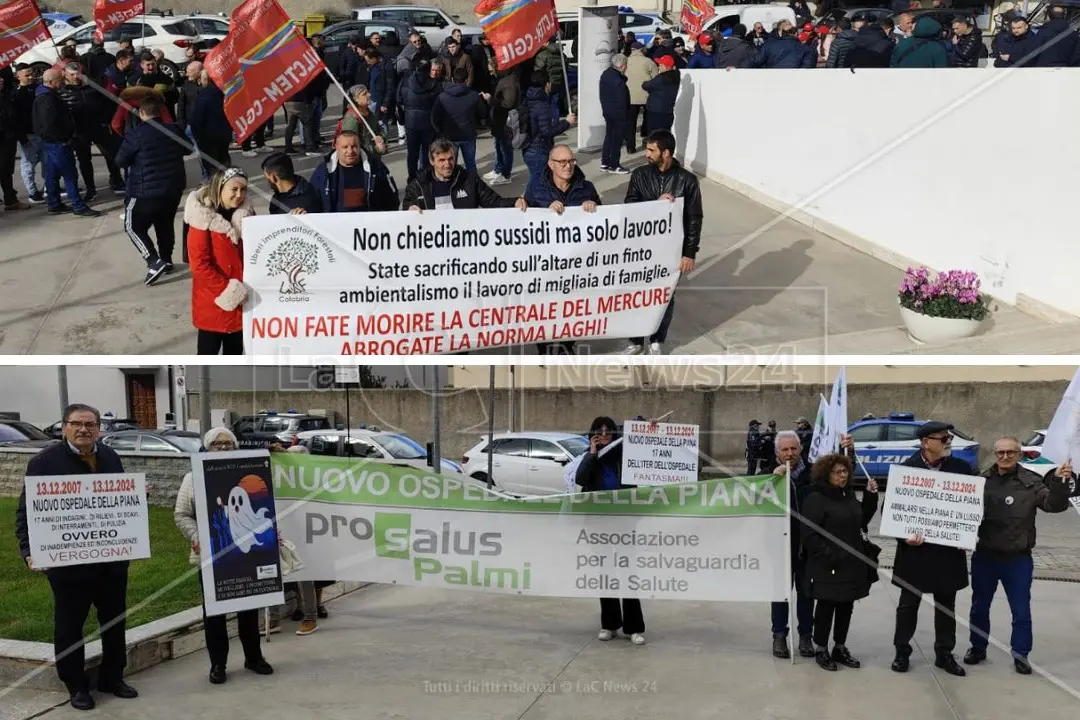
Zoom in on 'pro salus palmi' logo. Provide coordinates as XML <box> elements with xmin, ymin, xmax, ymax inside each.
<box><xmin>374</xmin><ymin>511</ymin><xmax>531</xmax><ymax>590</ymax></box>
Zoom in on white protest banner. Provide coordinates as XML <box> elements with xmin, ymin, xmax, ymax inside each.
<box><xmin>242</xmin><ymin>200</ymin><xmax>683</xmax><ymax>355</ymax></box>
<box><xmin>191</xmin><ymin>451</ymin><xmax>285</xmax><ymax>616</ymax></box>
<box><xmin>576</xmin><ymin>4</ymin><xmax>620</xmax><ymax>152</ymax></box>
<box><xmin>25</xmin><ymin>473</ymin><xmax>149</xmax><ymax>569</ymax></box>
<box><xmin>271</xmin><ymin>454</ymin><xmax>789</xmax><ymax>602</ymax></box>
<box><xmin>879</xmin><ymin>465</ymin><xmax>985</xmax><ymax>550</ymax></box>
<box><xmin>622</xmin><ymin>420</ymin><xmax>699</xmax><ymax>486</ymax></box>
<box><xmin>808</xmin><ymin>394</ymin><xmax>831</xmax><ymax>463</ymax></box>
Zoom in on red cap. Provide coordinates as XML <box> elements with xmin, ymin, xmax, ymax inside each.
<box><xmin>656</xmin><ymin>55</ymin><xmax>675</xmax><ymax>69</ymax></box>
<box><xmin>798</xmin><ymin>31</ymin><xmax>812</xmax><ymax>43</ymax></box>
<box><xmin>816</xmin><ymin>25</ymin><xmax>829</xmax><ymax>36</ymax></box>
<box><xmin>697</xmin><ymin>33</ymin><xmax>712</xmax><ymax>45</ymax></box>
<box><xmin>802</xmin><ymin>21</ymin><xmax>814</xmax><ymax>31</ymax></box>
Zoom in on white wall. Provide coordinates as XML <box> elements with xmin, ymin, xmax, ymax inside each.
<box><xmin>0</xmin><ymin>367</ymin><xmax>172</xmax><ymax>429</ymax></box>
<box><xmin>673</xmin><ymin>68</ymin><xmax>1080</xmax><ymax>318</ymax></box>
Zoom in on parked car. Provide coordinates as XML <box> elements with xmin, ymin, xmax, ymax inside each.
<box><xmin>461</xmin><ymin>432</ymin><xmax>590</xmax><ymax>497</ymax></box>
<box><xmin>620</xmin><ymin>11</ymin><xmax>669</xmax><ymax>46</ymax></box>
<box><xmin>0</xmin><ymin>419</ymin><xmax>55</xmax><ymax>448</ymax></box>
<box><xmin>296</xmin><ymin>428</ymin><xmax>463</xmax><ymax>474</ymax></box>
<box><xmin>16</xmin><ymin>17</ymin><xmax>201</xmax><ymax>73</ymax></box>
<box><xmin>352</xmin><ymin>5</ymin><xmax>481</xmax><ymax>47</ymax></box>
<box><xmin>183</xmin><ymin>13</ymin><xmax>230</xmax><ymax>39</ymax></box>
<box><xmin>42</xmin><ymin>12</ymin><xmax>85</xmax><ymax>36</ymax></box>
<box><xmin>669</xmin><ymin>4</ymin><xmax>796</xmax><ymax>48</ymax></box>
<box><xmin>848</xmin><ymin>412</ymin><xmax>980</xmax><ymax>481</ymax></box>
<box><xmin>316</xmin><ymin>18</ymin><xmax>415</xmax><ymax>78</ymax></box>
<box><xmin>100</xmin><ymin>430</ymin><xmax>203</xmax><ymax>454</ymax></box>
<box><xmin>232</xmin><ymin>411</ymin><xmax>332</xmax><ymax>449</ymax></box>
<box><xmin>1022</xmin><ymin>429</ymin><xmax>1047</xmax><ymax>460</ymax></box>
<box><xmin>42</xmin><ymin>415</ymin><xmax>140</xmax><ymax>439</ymax></box>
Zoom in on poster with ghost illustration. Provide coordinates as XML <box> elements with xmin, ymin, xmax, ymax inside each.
<box><xmin>191</xmin><ymin>450</ymin><xmax>285</xmax><ymax>617</ymax></box>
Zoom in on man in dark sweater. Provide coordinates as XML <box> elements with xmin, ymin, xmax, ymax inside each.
<box><xmin>262</xmin><ymin>151</ymin><xmax>322</xmax><ymax>214</ymax></box>
<box><xmin>0</xmin><ymin>66</ymin><xmax>30</xmax><ymax>211</ymax></box>
<box><xmin>431</xmin><ymin>66</ymin><xmax>488</xmax><ymax>173</ymax></box>
<box><xmin>115</xmin><ymin>96</ymin><xmax>188</xmax><ymax>285</ymax></box>
<box><xmin>15</xmin><ymin>403</ymin><xmax>139</xmax><ymax>711</ymax></box>
<box><xmin>32</xmin><ymin>69</ymin><xmax>100</xmax><ymax>217</ymax></box>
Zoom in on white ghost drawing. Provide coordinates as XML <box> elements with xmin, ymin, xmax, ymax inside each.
<box><xmin>221</xmin><ymin>486</ymin><xmax>273</xmax><ymax>553</ymax></box>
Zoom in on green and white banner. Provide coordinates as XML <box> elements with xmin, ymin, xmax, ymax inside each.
<box><xmin>271</xmin><ymin>454</ymin><xmax>790</xmax><ymax>602</ymax></box>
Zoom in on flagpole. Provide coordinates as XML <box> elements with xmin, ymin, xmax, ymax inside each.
<box><xmin>556</xmin><ymin>29</ymin><xmax>573</xmax><ymax>115</ymax></box>
<box><xmin>322</xmin><ymin>67</ymin><xmax>380</xmax><ymax>143</ymax></box>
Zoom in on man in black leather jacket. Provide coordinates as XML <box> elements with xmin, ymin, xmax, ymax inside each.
<box><xmin>621</xmin><ymin>129</ymin><xmax>703</xmax><ymax>355</ymax></box>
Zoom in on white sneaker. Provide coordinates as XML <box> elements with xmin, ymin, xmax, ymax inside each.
<box><xmin>488</xmin><ymin>175</ymin><xmax>511</xmax><ymax>186</ymax></box>
<box><xmin>649</xmin><ymin>342</ymin><xmax>663</xmax><ymax>355</ymax></box>
<box><xmin>598</xmin><ymin>629</ymin><xmax>615</xmax><ymax>641</ymax></box>
<box><xmin>258</xmin><ymin>146</ymin><xmax>274</xmax><ymax>153</ymax></box>
<box><xmin>621</xmin><ymin>343</ymin><xmax>643</xmax><ymax>355</ymax></box>
<box><xmin>610</xmin><ymin>166</ymin><xmax>631</xmax><ymax>175</ymax></box>
<box><xmin>482</xmin><ymin>170</ymin><xmax>500</xmax><ymax>181</ymax></box>
<box><xmin>599</xmin><ymin>165</ymin><xmax>611</xmax><ymax>173</ymax></box>
<box><xmin>241</xmin><ymin>150</ymin><xmax>257</xmax><ymax>158</ymax></box>
<box><xmin>630</xmin><ymin>633</ymin><xmax>646</xmax><ymax>645</ymax></box>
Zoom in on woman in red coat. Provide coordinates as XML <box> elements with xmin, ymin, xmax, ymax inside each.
<box><xmin>184</xmin><ymin>167</ymin><xmax>255</xmax><ymax>355</ymax></box>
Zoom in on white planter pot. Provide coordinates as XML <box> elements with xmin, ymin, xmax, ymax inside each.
<box><xmin>899</xmin><ymin>305</ymin><xmax>983</xmax><ymax>345</ymax></box>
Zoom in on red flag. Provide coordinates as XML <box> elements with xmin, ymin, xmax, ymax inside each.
<box><xmin>679</xmin><ymin>0</ymin><xmax>715</xmax><ymax>38</ymax></box>
<box><xmin>0</xmin><ymin>0</ymin><xmax>50</xmax><ymax>72</ymax></box>
<box><xmin>474</xmin><ymin>0</ymin><xmax>558</xmax><ymax>71</ymax></box>
<box><xmin>93</xmin><ymin>0</ymin><xmax>145</xmax><ymax>37</ymax></box>
<box><xmin>204</xmin><ymin>0</ymin><xmax>325</xmax><ymax>144</ymax></box>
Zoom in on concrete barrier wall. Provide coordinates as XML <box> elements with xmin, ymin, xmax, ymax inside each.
<box><xmin>185</xmin><ymin>382</ymin><xmax>1066</xmax><ymax>468</ymax></box>
<box><xmin>673</xmin><ymin>68</ymin><xmax>1080</xmax><ymax>319</ymax></box>
<box><xmin>0</xmin><ymin>450</ymin><xmax>191</xmax><ymax>506</ymax></box>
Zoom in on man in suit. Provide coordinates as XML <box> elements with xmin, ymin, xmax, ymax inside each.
<box><xmin>15</xmin><ymin>404</ymin><xmax>139</xmax><ymax>710</ymax></box>
<box><xmin>890</xmin><ymin>421</ymin><xmax>971</xmax><ymax>676</ymax></box>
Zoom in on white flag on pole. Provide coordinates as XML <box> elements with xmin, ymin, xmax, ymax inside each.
<box><xmin>828</xmin><ymin>366</ymin><xmax>848</xmax><ymax>452</ymax></box>
<box><xmin>1039</xmin><ymin>367</ymin><xmax>1080</xmax><ymax>516</ymax></box>
<box><xmin>808</xmin><ymin>394</ymin><xmax>832</xmax><ymax>463</ymax></box>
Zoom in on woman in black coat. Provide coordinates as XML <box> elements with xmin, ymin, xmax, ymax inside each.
<box><xmin>801</xmin><ymin>452</ymin><xmax>879</xmax><ymax>671</ymax></box>
<box><xmin>575</xmin><ymin>416</ymin><xmax>646</xmax><ymax>646</ymax></box>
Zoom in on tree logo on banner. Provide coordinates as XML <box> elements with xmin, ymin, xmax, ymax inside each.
<box><xmin>266</xmin><ymin>238</ymin><xmax>321</xmax><ymax>297</ymax></box>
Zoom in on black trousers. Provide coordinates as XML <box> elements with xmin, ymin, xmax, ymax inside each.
<box><xmin>812</xmin><ymin>599</ymin><xmax>854</xmax><ymax>647</ymax></box>
<box><xmin>284</xmin><ymin>103</ymin><xmax>315</xmax><ymax>152</ymax></box>
<box><xmin>47</xmin><ymin>568</ymin><xmax>129</xmax><ymax>691</ymax></box>
<box><xmin>241</xmin><ymin>122</ymin><xmax>267</xmax><ymax>152</ymax></box>
<box><xmin>198</xmin><ymin>329</ymin><xmax>244</xmax><ymax>355</ymax></box>
<box><xmin>198</xmin><ymin>574</ymin><xmax>262</xmax><ymax>667</ymax></box>
<box><xmin>894</xmin><ymin>588</ymin><xmax>956</xmax><ymax>656</ymax></box>
<box><xmin>0</xmin><ymin>131</ymin><xmax>18</xmax><ymax>204</ymax></box>
<box><xmin>90</xmin><ymin>126</ymin><xmax>123</xmax><ymax>186</ymax></box>
<box><xmin>602</xmin><ymin>119</ymin><xmax>627</xmax><ymax>169</ymax></box>
<box><xmin>631</xmin><ymin>292</ymin><xmax>675</xmax><ymax>345</ymax></box>
<box><xmin>627</xmin><ymin>105</ymin><xmax>644</xmax><ymax>149</ymax></box>
<box><xmin>646</xmin><ymin>111</ymin><xmax>674</xmax><ymax>135</ymax></box>
<box><xmin>124</xmin><ymin>194</ymin><xmax>181</xmax><ymax>266</ymax></box>
<box><xmin>196</xmin><ymin>136</ymin><xmax>231</xmax><ymax>179</ymax></box>
<box><xmin>600</xmin><ymin>597</ymin><xmax>644</xmax><ymax>634</ymax></box>
<box><xmin>71</xmin><ymin>136</ymin><xmax>101</xmax><ymax>193</ymax></box>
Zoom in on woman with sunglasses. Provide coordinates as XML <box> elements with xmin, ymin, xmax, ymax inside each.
<box><xmin>174</xmin><ymin>427</ymin><xmax>274</xmax><ymax>684</ymax></box>
<box><xmin>890</xmin><ymin>421</ymin><xmax>973</xmax><ymax>676</ymax></box>
<box><xmin>801</xmin><ymin>447</ymin><xmax>879</xmax><ymax>671</ymax></box>
<box><xmin>574</xmin><ymin>416</ymin><xmax>647</xmax><ymax>645</ymax></box>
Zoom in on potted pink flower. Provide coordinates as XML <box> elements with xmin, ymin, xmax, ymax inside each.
<box><xmin>897</xmin><ymin>267</ymin><xmax>990</xmax><ymax>344</ymax></box>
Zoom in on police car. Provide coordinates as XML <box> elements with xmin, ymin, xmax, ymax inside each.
<box><xmin>849</xmin><ymin>412</ymin><xmax>980</xmax><ymax>480</ymax></box>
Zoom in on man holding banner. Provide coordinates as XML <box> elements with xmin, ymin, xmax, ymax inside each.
<box><xmin>15</xmin><ymin>404</ymin><xmax>139</xmax><ymax>711</ymax></box>
<box><xmin>889</xmin><ymin>421</ymin><xmax>974</xmax><ymax>677</ymax></box>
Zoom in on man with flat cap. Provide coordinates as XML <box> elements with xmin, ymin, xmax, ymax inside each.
<box><xmin>890</xmin><ymin>420</ymin><xmax>971</xmax><ymax>676</ymax></box>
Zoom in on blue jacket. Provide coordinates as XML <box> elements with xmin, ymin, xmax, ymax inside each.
<box><xmin>747</xmin><ymin>36</ymin><xmax>816</xmax><ymax>68</ymax></box>
<box><xmin>642</xmin><ymin>70</ymin><xmax>680</xmax><ymax>114</ymax></box>
<box><xmin>114</xmin><ymin>119</ymin><xmax>187</xmax><ymax>199</ymax></box>
<box><xmin>309</xmin><ymin>148</ymin><xmax>399</xmax><ymax>213</ymax></box>
<box><xmin>687</xmin><ymin>48</ymin><xmax>716</xmax><ymax>69</ymax></box>
<box><xmin>598</xmin><ymin>67</ymin><xmax>630</xmax><ymax>122</ymax></box>
<box><xmin>525</xmin><ymin>166</ymin><xmax>601</xmax><ymax>208</ymax></box>
<box><xmin>398</xmin><ymin>72</ymin><xmax>441</xmax><ymax>131</ymax></box>
<box><xmin>523</xmin><ymin>86</ymin><xmax>568</xmax><ymax>156</ymax></box>
<box><xmin>190</xmin><ymin>84</ymin><xmax>233</xmax><ymax>142</ymax></box>
<box><xmin>431</xmin><ymin>82</ymin><xmax>487</xmax><ymax>142</ymax></box>
<box><xmin>1035</xmin><ymin>19</ymin><xmax>1080</xmax><ymax>67</ymax></box>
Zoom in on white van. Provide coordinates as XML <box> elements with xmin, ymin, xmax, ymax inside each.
<box><xmin>352</xmin><ymin>5</ymin><xmax>481</xmax><ymax>47</ymax></box>
<box><xmin>670</xmin><ymin>3</ymin><xmax>797</xmax><ymax>47</ymax></box>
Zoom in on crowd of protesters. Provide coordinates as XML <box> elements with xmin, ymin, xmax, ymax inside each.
<box><xmin>656</xmin><ymin>4</ymin><xmax>1080</xmax><ymax>70</ymax></box>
